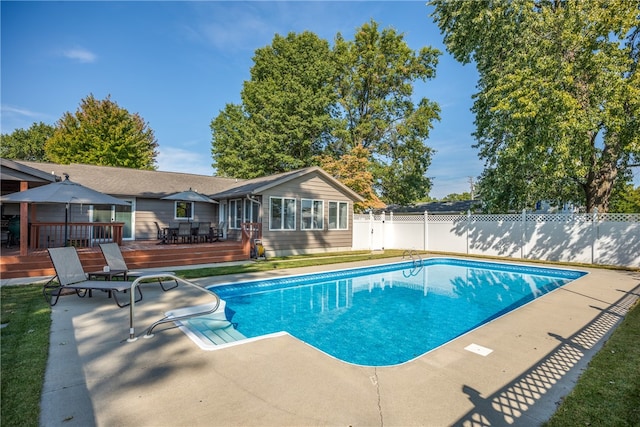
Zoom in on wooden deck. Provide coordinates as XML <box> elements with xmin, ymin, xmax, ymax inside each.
<box><xmin>0</xmin><ymin>239</ymin><xmax>248</xmax><ymax>280</ymax></box>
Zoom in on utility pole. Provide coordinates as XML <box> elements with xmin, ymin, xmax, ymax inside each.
<box><xmin>468</xmin><ymin>176</ymin><xmax>475</xmax><ymax>200</ymax></box>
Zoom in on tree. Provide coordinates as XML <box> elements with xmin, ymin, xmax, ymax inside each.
<box><xmin>46</xmin><ymin>94</ymin><xmax>158</xmax><ymax>169</ymax></box>
<box><xmin>315</xmin><ymin>144</ymin><xmax>385</xmax><ymax>213</ymax></box>
<box><xmin>0</xmin><ymin>122</ymin><xmax>54</xmax><ymax>161</ymax></box>
<box><xmin>211</xmin><ymin>31</ymin><xmax>336</xmax><ymax>178</ymax></box>
<box><xmin>441</xmin><ymin>192</ymin><xmax>472</xmax><ymax>202</ymax></box>
<box><xmin>430</xmin><ymin>0</ymin><xmax>640</xmax><ymax>213</ymax></box>
<box><xmin>211</xmin><ymin>22</ymin><xmax>441</xmax><ymax>206</ymax></box>
<box><xmin>333</xmin><ymin>20</ymin><xmax>440</xmax><ymax>205</ymax></box>
<box><xmin>609</xmin><ymin>184</ymin><xmax>640</xmax><ymax>213</ymax></box>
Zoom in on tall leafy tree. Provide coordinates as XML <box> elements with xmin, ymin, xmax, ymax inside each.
<box><xmin>46</xmin><ymin>94</ymin><xmax>158</xmax><ymax>169</ymax></box>
<box><xmin>211</xmin><ymin>22</ymin><xmax>441</xmax><ymax>206</ymax></box>
<box><xmin>315</xmin><ymin>144</ymin><xmax>385</xmax><ymax>213</ymax></box>
<box><xmin>333</xmin><ymin>20</ymin><xmax>441</xmax><ymax>205</ymax></box>
<box><xmin>212</xmin><ymin>31</ymin><xmax>336</xmax><ymax>178</ymax></box>
<box><xmin>0</xmin><ymin>122</ymin><xmax>54</xmax><ymax>161</ymax></box>
<box><xmin>430</xmin><ymin>0</ymin><xmax>640</xmax><ymax>213</ymax></box>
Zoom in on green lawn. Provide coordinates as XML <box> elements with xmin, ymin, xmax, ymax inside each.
<box><xmin>1</xmin><ymin>284</ymin><xmax>51</xmax><ymax>427</ymax></box>
<box><xmin>1</xmin><ymin>253</ymin><xmax>638</xmax><ymax>426</ymax></box>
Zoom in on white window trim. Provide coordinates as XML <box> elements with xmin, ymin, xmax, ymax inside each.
<box><xmin>269</xmin><ymin>196</ymin><xmax>297</xmax><ymax>231</ymax></box>
<box><xmin>328</xmin><ymin>200</ymin><xmax>349</xmax><ymax>230</ymax></box>
<box><xmin>301</xmin><ymin>198</ymin><xmax>324</xmax><ymax>230</ymax></box>
<box><xmin>229</xmin><ymin>199</ymin><xmax>242</xmax><ymax>229</ymax></box>
<box><xmin>245</xmin><ymin>199</ymin><xmax>261</xmax><ymax>224</ymax></box>
<box><xmin>174</xmin><ymin>201</ymin><xmax>194</xmax><ymax>221</ymax></box>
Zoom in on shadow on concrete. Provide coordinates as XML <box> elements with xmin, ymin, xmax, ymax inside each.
<box><xmin>452</xmin><ymin>281</ymin><xmax>640</xmax><ymax>426</ymax></box>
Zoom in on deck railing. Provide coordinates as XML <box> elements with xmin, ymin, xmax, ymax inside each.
<box><xmin>29</xmin><ymin>222</ymin><xmax>124</xmax><ymax>249</ymax></box>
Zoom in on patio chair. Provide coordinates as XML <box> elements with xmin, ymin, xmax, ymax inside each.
<box><xmin>167</xmin><ymin>222</ymin><xmax>179</xmax><ymax>243</ymax></box>
<box><xmin>44</xmin><ymin>247</ymin><xmax>142</xmax><ymax>307</ymax></box>
<box><xmin>211</xmin><ymin>221</ymin><xmax>225</xmax><ymax>241</ymax></box>
<box><xmin>196</xmin><ymin>221</ymin><xmax>211</xmax><ymax>243</ymax></box>
<box><xmin>154</xmin><ymin>221</ymin><xmax>168</xmax><ymax>244</ymax></box>
<box><xmin>177</xmin><ymin>222</ymin><xmax>192</xmax><ymax>243</ymax></box>
<box><xmin>98</xmin><ymin>243</ymin><xmax>178</xmax><ymax>291</ymax></box>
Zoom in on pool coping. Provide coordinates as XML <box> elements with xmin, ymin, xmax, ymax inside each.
<box><xmin>39</xmin><ymin>256</ymin><xmax>640</xmax><ymax>426</ymax></box>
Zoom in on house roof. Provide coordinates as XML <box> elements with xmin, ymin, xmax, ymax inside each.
<box><xmin>15</xmin><ymin>161</ymin><xmax>239</xmax><ymax>198</ymax></box>
<box><xmin>1</xmin><ymin>158</ymin><xmax>58</xmax><ymax>184</ymax></box>
<box><xmin>0</xmin><ymin>158</ymin><xmax>59</xmax><ymax>195</ymax></box>
<box><xmin>8</xmin><ymin>161</ymin><xmax>364</xmax><ymax>202</ymax></box>
<box><xmin>210</xmin><ymin>166</ymin><xmax>365</xmax><ymax>202</ymax></box>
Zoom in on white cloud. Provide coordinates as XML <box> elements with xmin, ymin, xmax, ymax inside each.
<box><xmin>0</xmin><ymin>104</ymin><xmax>52</xmax><ymax>134</ymax></box>
<box><xmin>200</xmin><ymin>11</ymin><xmax>273</xmax><ymax>52</ymax></box>
<box><xmin>62</xmin><ymin>48</ymin><xmax>97</xmax><ymax>63</ymax></box>
<box><xmin>156</xmin><ymin>147</ymin><xmax>214</xmax><ymax>176</ymax></box>
<box><xmin>1</xmin><ymin>104</ymin><xmax>40</xmax><ymax>118</ymax></box>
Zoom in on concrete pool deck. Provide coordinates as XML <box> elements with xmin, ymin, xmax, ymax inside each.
<box><xmin>39</xmin><ymin>257</ymin><xmax>640</xmax><ymax>426</ymax></box>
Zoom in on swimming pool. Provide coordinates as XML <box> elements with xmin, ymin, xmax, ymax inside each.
<box><xmin>189</xmin><ymin>258</ymin><xmax>586</xmax><ymax>366</ymax></box>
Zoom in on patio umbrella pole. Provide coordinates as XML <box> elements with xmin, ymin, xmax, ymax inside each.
<box><xmin>64</xmin><ymin>202</ymin><xmax>69</xmax><ymax>247</ymax></box>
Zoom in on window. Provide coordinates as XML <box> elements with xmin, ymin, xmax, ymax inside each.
<box><xmin>175</xmin><ymin>201</ymin><xmax>193</xmax><ymax>221</ymax></box>
<box><xmin>229</xmin><ymin>199</ymin><xmax>242</xmax><ymax>229</ymax></box>
<box><xmin>328</xmin><ymin>201</ymin><xmax>348</xmax><ymax>230</ymax></box>
<box><xmin>270</xmin><ymin>197</ymin><xmax>296</xmax><ymax>230</ymax></box>
<box><xmin>301</xmin><ymin>199</ymin><xmax>324</xmax><ymax>230</ymax></box>
<box><xmin>91</xmin><ymin>201</ymin><xmax>134</xmax><ymax>240</ymax></box>
<box><xmin>229</xmin><ymin>199</ymin><xmax>260</xmax><ymax>229</ymax></box>
<box><xmin>245</xmin><ymin>199</ymin><xmax>261</xmax><ymax>223</ymax></box>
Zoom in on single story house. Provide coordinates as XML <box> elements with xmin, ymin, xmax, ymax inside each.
<box><xmin>0</xmin><ymin>159</ymin><xmax>364</xmax><ymax>257</ymax></box>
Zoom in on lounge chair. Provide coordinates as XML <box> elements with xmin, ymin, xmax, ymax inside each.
<box><xmin>44</xmin><ymin>247</ymin><xmax>142</xmax><ymax>307</ymax></box>
<box><xmin>98</xmin><ymin>243</ymin><xmax>178</xmax><ymax>291</ymax></box>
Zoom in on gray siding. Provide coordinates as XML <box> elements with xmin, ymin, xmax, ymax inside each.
<box><xmin>134</xmin><ymin>198</ymin><xmax>218</xmax><ymax>240</ymax></box>
<box><xmin>260</xmin><ymin>172</ymin><xmax>354</xmax><ymax>256</ymax></box>
<box><xmin>10</xmin><ymin>199</ymin><xmax>219</xmax><ymax>242</ymax></box>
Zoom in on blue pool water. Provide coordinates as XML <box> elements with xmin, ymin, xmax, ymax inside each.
<box><xmin>205</xmin><ymin>258</ymin><xmax>586</xmax><ymax>366</ymax></box>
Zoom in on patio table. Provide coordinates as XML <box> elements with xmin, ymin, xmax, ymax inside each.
<box><xmin>88</xmin><ymin>269</ymin><xmax>128</xmax><ymax>281</ymax></box>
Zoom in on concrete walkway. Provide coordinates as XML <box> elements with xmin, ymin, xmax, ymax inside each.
<box><xmin>39</xmin><ymin>258</ymin><xmax>639</xmax><ymax>426</ymax></box>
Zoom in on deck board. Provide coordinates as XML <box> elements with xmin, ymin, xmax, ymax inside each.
<box><xmin>0</xmin><ymin>240</ymin><xmax>247</xmax><ymax>280</ymax></box>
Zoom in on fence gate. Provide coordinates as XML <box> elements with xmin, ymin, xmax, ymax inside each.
<box><xmin>370</xmin><ymin>214</ymin><xmax>385</xmax><ymax>250</ymax></box>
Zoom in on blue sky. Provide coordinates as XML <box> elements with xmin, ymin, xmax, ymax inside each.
<box><xmin>2</xmin><ymin>1</ymin><xmax>484</xmax><ymax>199</ymax></box>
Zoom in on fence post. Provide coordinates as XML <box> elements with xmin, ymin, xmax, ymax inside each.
<box><xmin>591</xmin><ymin>208</ymin><xmax>598</xmax><ymax>264</ymax></box>
<box><xmin>521</xmin><ymin>209</ymin><xmax>527</xmax><ymax>259</ymax></box>
<box><xmin>467</xmin><ymin>210</ymin><xmax>471</xmax><ymax>254</ymax></box>
<box><xmin>424</xmin><ymin>210</ymin><xmax>429</xmax><ymax>252</ymax></box>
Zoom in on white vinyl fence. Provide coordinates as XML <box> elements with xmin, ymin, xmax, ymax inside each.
<box><xmin>353</xmin><ymin>211</ymin><xmax>640</xmax><ymax>268</ymax></box>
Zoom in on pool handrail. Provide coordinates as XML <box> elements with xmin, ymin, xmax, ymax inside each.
<box><xmin>402</xmin><ymin>249</ymin><xmax>423</xmax><ymax>269</ymax></box>
<box><xmin>126</xmin><ymin>273</ymin><xmax>221</xmax><ymax>342</ymax></box>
